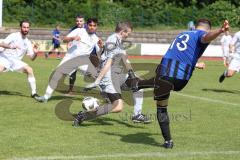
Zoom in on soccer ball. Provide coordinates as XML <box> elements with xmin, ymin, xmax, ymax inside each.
<box><xmin>82</xmin><ymin>97</ymin><xmax>99</xmax><ymax>112</ymax></box>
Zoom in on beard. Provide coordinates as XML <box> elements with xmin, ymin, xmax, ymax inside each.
<box><xmin>21</xmin><ymin>30</ymin><xmax>29</xmax><ymax>36</ymax></box>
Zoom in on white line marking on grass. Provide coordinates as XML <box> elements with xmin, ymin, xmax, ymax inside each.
<box><xmin>10</xmin><ymin>151</ymin><xmax>240</xmax><ymax>160</ymax></box>
<box><xmin>173</xmin><ymin>92</ymin><xmax>239</xmax><ymax>106</ymax></box>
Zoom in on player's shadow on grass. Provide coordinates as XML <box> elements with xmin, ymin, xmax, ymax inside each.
<box><xmin>83</xmin><ymin>117</ymin><xmax>144</xmax><ymax>128</ymax></box>
<box><xmin>100</xmin><ymin>131</ymin><xmax>161</xmax><ymax>147</ymax></box>
<box><xmin>0</xmin><ymin>90</ymin><xmax>28</xmax><ymax>97</ymax></box>
<box><xmin>202</xmin><ymin>88</ymin><xmax>240</xmax><ymax>94</ymax></box>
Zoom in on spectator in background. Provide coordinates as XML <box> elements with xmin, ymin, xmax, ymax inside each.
<box><xmin>188</xmin><ymin>21</ymin><xmax>195</xmax><ymax>30</ymax></box>
<box><xmin>46</xmin><ymin>24</ymin><xmax>61</xmax><ymax>59</ymax></box>
<box><xmin>220</xmin><ymin>30</ymin><xmax>232</xmax><ymax>67</ymax></box>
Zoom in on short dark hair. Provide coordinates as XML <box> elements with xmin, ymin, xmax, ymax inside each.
<box><xmin>196</xmin><ymin>18</ymin><xmax>211</xmax><ymax>29</ymax></box>
<box><xmin>76</xmin><ymin>14</ymin><xmax>85</xmax><ymax>19</ymax></box>
<box><xmin>20</xmin><ymin>19</ymin><xmax>30</xmax><ymax>27</ymax></box>
<box><xmin>115</xmin><ymin>22</ymin><xmax>133</xmax><ymax>33</ymax></box>
<box><xmin>87</xmin><ymin>18</ymin><xmax>98</xmax><ymax>25</ymax></box>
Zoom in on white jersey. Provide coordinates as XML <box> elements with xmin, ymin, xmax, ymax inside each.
<box><xmin>220</xmin><ymin>35</ymin><xmax>232</xmax><ymax>48</ymax></box>
<box><xmin>231</xmin><ymin>31</ymin><xmax>240</xmax><ymax>56</ymax></box>
<box><xmin>1</xmin><ymin>32</ymin><xmax>34</xmax><ymax>60</ymax></box>
<box><xmin>66</xmin><ymin>28</ymin><xmax>100</xmax><ymax>57</ymax></box>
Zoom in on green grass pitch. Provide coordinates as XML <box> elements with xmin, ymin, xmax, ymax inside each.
<box><xmin>0</xmin><ymin>57</ymin><xmax>239</xmax><ymax>160</ymax></box>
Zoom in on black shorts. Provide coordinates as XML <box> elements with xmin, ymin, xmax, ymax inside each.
<box><xmin>53</xmin><ymin>43</ymin><xmax>60</xmax><ymax>49</ymax></box>
<box><xmin>154</xmin><ymin>74</ymin><xmax>188</xmax><ymax>101</ymax></box>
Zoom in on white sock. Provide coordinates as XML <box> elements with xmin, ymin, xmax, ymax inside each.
<box><xmin>44</xmin><ymin>85</ymin><xmax>54</xmax><ymax>100</ymax></box>
<box><xmin>133</xmin><ymin>89</ymin><xmax>144</xmax><ymax>116</ymax></box>
<box><xmin>28</xmin><ymin>76</ymin><xmax>36</xmax><ymax>95</ymax></box>
<box><xmin>223</xmin><ymin>70</ymin><xmax>228</xmax><ymax>76</ymax></box>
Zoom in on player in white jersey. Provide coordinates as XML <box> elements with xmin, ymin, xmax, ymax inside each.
<box><xmin>220</xmin><ymin>30</ymin><xmax>232</xmax><ymax>67</ymax></box>
<box><xmin>73</xmin><ymin>22</ymin><xmax>150</xmax><ymax>126</ymax></box>
<box><xmin>34</xmin><ymin>18</ymin><xmax>103</xmax><ymax>102</ymax></box>
<box><xmin>219</xmin><ymin>31</ymin><xmax>240</xmax><ymax>82</ymax></box>
<box><xmin>0</xmin><ymin>20</ymin><xmax>39</xmax><ymax>98</ymax></box>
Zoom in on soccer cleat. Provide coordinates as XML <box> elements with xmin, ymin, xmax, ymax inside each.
<box><xmin>31</xmin><ymin>93</ymin><xmax>40</xmax><ymax>98</ymax></box>
<box><xmin>219</xmin><ymin>74</ymin><xmax>225</xmax><ymax>83</ymax></box>
<box><xmin>125</xmin><ymin>77</ymin><xmax>140</xmax><ymax>92</ymax></box>
<box><xmin>34</xmin><ymin>96</ymin><xmax>48</xmax><ymax>103</ymax></box>
<box><xmin>132</xmin><ymin>114</ymin><xmax>151</xmax><ymax>123</ymax></box>
<box><xmin>162</xmin><ymin>140</ymin><xmax>174</xmax><ymax>149</ymax></box>
<box><xmin>72</xmin><ymin>111</ymin><xmax>86</xmax><ymax>127</ymax></box>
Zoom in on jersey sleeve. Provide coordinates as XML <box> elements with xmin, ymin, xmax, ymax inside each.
<box><xmin>198</xmin><ymin>30</ymin><xmax>208</xmax><ymax>44</ymax></box>
<box><xmin>67</xmin><ymin>28</ymin><xmax>84</xmax><ymax>38</ymax></box>
<box><xmin>26</xmin><ymin>40</ymin><xmax>34</xmax><ymax>57</ymax></box>
<box><xmin>105</xmin><ymin>35</ymin><xmax>118</xmax><ymax>59</ymax></box>
<box><xmin>230</xmin><ymin>33</ymin><xmax>239</xmax><ymax>45</ymax></box>
<box><xmin>3</xmin><ymin>33</ymin><xmax>15</xmax><ymax>44</ymax></box>
<box><xmin>220</xmin><ymin>36</ymin><xmax>225</xmax><ymax>44</ymax></box>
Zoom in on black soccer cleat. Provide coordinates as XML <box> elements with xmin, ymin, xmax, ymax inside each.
<box><xmin>132</xmin><ymin>114</ymin><xmax>151</xmax><ymax>123</ymax></box>
<box><xmin>162</xmin><ymin>140</ymin><xmax>174</xmax><ymax>149</ymax></box>
<box><xmin>125</xmin><ymin>77</ymin><xmax>140</xmax><ymax>92</ymax></box>
<box><xmin>72</xmin><ymin>111</ymin><xmax>86</xmax><ymax>127</ymax></box>
<box><xmin>219</xmin><ymin>74</ymin><xmax>226</xmax><ymax>83</ymax></box>
<box><xmin>31</xmin><ymin>93</ymin><xmax>40</xmax><ymax>98</ymax></box>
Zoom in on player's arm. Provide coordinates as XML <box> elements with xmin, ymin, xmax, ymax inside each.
<box><xmin>0</xmin><ymin>42</ymin><xmax>19</xmax><ymax>49</ymax></box>
<box><xmin>27</xmin><ymin>42</ymin><xmax>39</xmax><ymax>61</ymax></box>
<box><xmin>201</xmin><ymin>20</ymin><xmax>229</xmax><ymax>43</ymax></box>
<box><xmin>84</xmin><ymin>58</ymin><xmax>113</xmax><ymax>91</ymax></box>
<box><xmin>63</xmin><ymin>29</ymin><xmax>81</xmax><ymax>43</ymax></box>
<box><xmin>121</xmin><ymin>52</ymin><xmax>133</xmax><ymax>71</ymax></box>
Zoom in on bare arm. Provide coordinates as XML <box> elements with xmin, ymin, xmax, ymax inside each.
<box><xmin>121</xmin><ymin>53</ymin><xmax>132</xmax><ymax>71</ymax></box>
<box><xmin>202</xmin><ymin>20</ymin><xmax>229</xmax><ymax>43</ymax></box>
<box><xmin>0</xmin><ymin>42</ymin><xmax>18</xmax><ymax>49</ymax></box>
<box><xmin>95</xmin><ymin>58</ymin><xmax>113</xmax><ymax>83</ymax></box>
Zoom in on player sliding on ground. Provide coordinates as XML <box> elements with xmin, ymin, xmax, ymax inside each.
<box><xmin>73</xmin><ymin>21</ymin><xmax>151</xmax><ymax>126</ymax></box>
<box><xmin>126</xmin><ymin>19</ymin><xmax>229</xmax><ymax>149</ymax></box>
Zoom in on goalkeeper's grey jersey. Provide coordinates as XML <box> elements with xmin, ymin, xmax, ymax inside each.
<box><xmin>231</xmin><ymin>31</ymin><xmax>240</xmax><ymax>55</ymax></box>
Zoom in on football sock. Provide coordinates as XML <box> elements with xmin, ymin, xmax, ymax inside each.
<box><xmin>84</xmin><ymin>103</ymin><xmax>113</xmax><ymax>121</ymax></box>
<box><xmin>69</xmin><ymin>71</ymin><xmax>77</xmax><ymax>91</ymax></box>
<box><xmin>157</xmin><ymin>106</ymin><xmax>172</xmax><ymax>141</ymax></box>
<box><xmin>28</xmin><ymin>76</ymin><xmax>37</xmax><ymax>95</ymax></box>
<box><xmin>44</xmin><ymin>85</ymin><xmax>54</xmax><ymax>100</ymax></box>
<box><xmin>138</xmin><ymin>77</ymin><xmax>155</xmax><ymax>90</ymax></box>
<box><xmin>223</xmin><ymin>70</ymin><xmax>227</xmax><ymax>76</ymax></box>
<box><xmin>133</xmin><ymin>89</ymin><xmax>143</xmax><ymax>116</ymax></box>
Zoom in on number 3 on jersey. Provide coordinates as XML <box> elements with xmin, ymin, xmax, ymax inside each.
<box><xmin>170</xmin><ymin>34</ymin><xmax>190</xmax><ymax>51</ymax></box>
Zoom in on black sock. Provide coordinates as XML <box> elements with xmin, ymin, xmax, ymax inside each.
<box><xmin>138</xmin><ymin>77</ymin><xmax>155</xmax><ymax>90</ymax></box>
<box><xmin>69</xmin><ymin>71</ymin><xmax>77</xmax><ymax>91</ymax></box>
<box><xmin>157</xmin><ymin>106</ymin><xmax>171</xmax><ymax>141</ymax></box>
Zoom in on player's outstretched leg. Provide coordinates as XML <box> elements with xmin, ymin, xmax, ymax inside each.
<box><xmin>73</xmin><ymin>95</ymin><xmax>123</xmax><ymax>126</ymax></box>
<box><xmin>73</xmin><ymin>103</ymin><xmax>114</xmax><ymax>127</ymax></box>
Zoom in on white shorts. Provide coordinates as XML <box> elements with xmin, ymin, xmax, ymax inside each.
<box><xmin>0</xmin><ymin>56</ymin><xmax>28</xmax><ymax>72</ymax></box>
<box><xmin>100</xmin><ymin>72</ymin><xmax>128</xmax><ymax>94</ymax></box>
<box><xmin>229</xmin><ymin>56</ymin><xmax>240</xmax><ymax>72</ymax></box>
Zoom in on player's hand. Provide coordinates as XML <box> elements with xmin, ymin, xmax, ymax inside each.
<box><xmin>98</xmin><ymin>39</ymin><xmax>104</xmax><ymax>48</ymax></box>
<box><xmin>73</xmin><ymin>36</ymin><xmax>81</xmax><ymax>41</ymax></box>
<box><xmin>195</xmin><ymin>62</ymin><xmax>205</xmax><ymax>69</ymax></box>
<box><xmin>221</xmin><ymin>20</ymin><xmax>229</xmax><ymax>32</ymax></box>
<box><xmin>83</xmin><ymin>79</ymin><xmax>100</xmax><ymax>91</ymax></box>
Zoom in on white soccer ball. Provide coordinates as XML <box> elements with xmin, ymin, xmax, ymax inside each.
<box><xmin>82</xmin><ymin>97</ymin><xmax>99</xmax><ymax>112</ymax></box>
